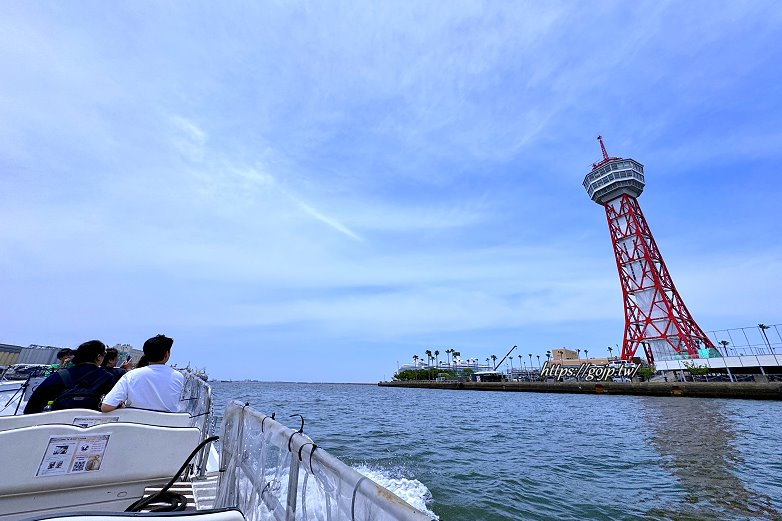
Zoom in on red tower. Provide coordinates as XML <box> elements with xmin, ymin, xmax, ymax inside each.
<box><xmin>583</xmin><ymin>136</ymin><xmax>714</xmax><ymax>363</ymax></box>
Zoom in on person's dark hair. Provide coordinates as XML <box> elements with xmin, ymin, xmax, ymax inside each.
<box><xmin>143</xmin><ymin>335</ymin><xmax>173</xmax><ymax>363</ymax></box>
<box><xmin>72</xmin><ymin>340</ymin><xmax>107</xmax><ymax>365</ymax></box>
<box><xmin>102</xmin><ymin>348</ymin><xmax>119</xmax><ymax>368</ymax></box>
<box><xmin>56</xmin><ymin>348</ymin><xmax>73</xmax><ymax>360</ymax></box>
<box><xmin>136</xmin><ymin>354</ymin><xmax>149</xmax><ymax>368</ymax></box>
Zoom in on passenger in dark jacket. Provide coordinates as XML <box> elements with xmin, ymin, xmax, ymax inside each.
<box><xmin>24</xmin><ymin>340</ymin><xmax>116</xmax><ymax>414</ymax></box>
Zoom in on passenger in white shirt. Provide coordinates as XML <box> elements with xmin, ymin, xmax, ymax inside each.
<box><xmin>101</xmin><ymin>334</ymin><xmax>184</xmax><ymax>413</ymax></box>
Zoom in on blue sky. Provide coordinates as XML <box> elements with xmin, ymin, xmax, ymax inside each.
<box><xmin>1</xmin><ymin>1</ymin><xmax>780</xmax><ymax>382</ymax></box>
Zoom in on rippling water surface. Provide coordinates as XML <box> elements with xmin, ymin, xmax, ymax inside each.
<box><xmin>210</xmin><ymin>382</ymin><xmax>782</xmax><ymax>520</ymax></box>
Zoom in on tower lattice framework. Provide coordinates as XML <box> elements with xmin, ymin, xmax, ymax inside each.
<box><xmin>583</xmin><ymin>136</ymin><xmax>714</xmax><ymax>363</ymax></box>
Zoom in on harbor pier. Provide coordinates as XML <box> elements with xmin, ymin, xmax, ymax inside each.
<box><xmin>378</xmin><ymin>380</ymin><xmax>782</xmax><ymax>400</ymax></box>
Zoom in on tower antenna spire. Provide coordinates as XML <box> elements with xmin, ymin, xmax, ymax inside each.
<box><xmin>592</xmin><ymin>134</ymin><xmax>620</xmax><ymax>169</ymax></box>
<box><xmin>597</xmin><ymin>135</ymin><xmax>609</xmax><ymax>161</ymax></box>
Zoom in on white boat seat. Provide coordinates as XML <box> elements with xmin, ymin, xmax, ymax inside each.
<box><xmin>0</xmin><ymin>409</ymin><xmax>192</xmax><ymax>432</ymax></box>
<box><xmin>0</xmin><ymin>423</ymin><xmax>201</xmax><ymax>521</ymax></box>
<box><xmin>19</xmin><ymin>508</ymin><xmax>246</xmax><ymax>520</ymax></box>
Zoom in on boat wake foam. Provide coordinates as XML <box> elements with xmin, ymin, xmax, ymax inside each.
<box><xmin>354</xmin><ymin>464</ymin><xmax>439</xmax><ymax>520</ymax></box>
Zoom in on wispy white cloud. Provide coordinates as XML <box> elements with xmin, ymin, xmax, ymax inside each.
<box><xmin>171</xmin><ymin>116</ymin><xmax>207</xmax><ymax>162</ymax></box>
<box><xmin>290</xmin><ymin>198</ymin><xmax>362</xmax><ymax>241</ymax></box>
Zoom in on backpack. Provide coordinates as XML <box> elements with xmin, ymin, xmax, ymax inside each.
<box><xmin>51</xmin><ymin>368</ymin><xmax>115</xmax><ymax>411</ymax></box>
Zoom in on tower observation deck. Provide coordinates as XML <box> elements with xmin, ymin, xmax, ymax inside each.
<box><xmin>583</xmin><ymin>136</ymin><xmax>714</xmax><ymax>363</ymax></box>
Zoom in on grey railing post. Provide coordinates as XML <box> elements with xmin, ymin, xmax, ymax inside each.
<box><xmin>196</xmin><ymin>387</ymin><xmax>213</xmax><ymax>477</ymax></box>
<box><xmin>285</xmin><ymin>440</ymin><xmax>301</xmax><ymax>521</ymax></box>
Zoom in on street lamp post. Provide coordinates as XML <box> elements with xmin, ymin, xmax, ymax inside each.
<box><xmin>743</xmin><ymin>327</ymin><xmax>766</xmax><ymax>375</ymax></box>
<box><xmin>759</xmin><ymin>324</ymin><xmax>773</xmax><ymax>353</ymax></box>
<box><xmin>717</xmin><ymin>340</ymin><xmax>735</xmax><ymax>382</ymax></box>
<box><xmin>759</xmin><ymin>323</ymin><xmax>781</xmax><ymax>367</ymax></box>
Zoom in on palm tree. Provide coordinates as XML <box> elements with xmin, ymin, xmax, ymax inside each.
<box><xmin>445</xmin><ymin>348</ymin><xmax>452</xmax><ymax>369</ymax></box>
<box><xmin>518</xmin><ymin>354</ymin><xmax>522</xmax><ymax>369</ymax></box>
<box><xmin>546</xmin><ymin>350</ymin><xmax>551</xmax><ymax>361</ymax></box>
<box><xmin>536</xmin><ymin>355</ymin><xmax>541</xmax><ymax>368</ymax></box>
<box><xmin>584</xmin><ymin>349</ymin><xmax>589</xmax><ymax>361</ymax></box>
<box><xmin>490</xmin><ymin>354</ymin><xmax>497</xmax><ymax>370</ymax></box>
<box><xmin>485</xmin><ymin>357</ymin><xmax>490</xmax><ymax>370</ymax></box>
<box><xmin>577</xmin><ymin>349</ymin><xmax>581</xmax><ymax>359</ymax></box>
<box><xmin>718</xmin><ymin>340</ymin><xmax>730</xmax><ymax>357</ymax></box>
<box><xmin>412</xmin><ymin>354</ymin><xmax>419</xmax><ymax>366</ymax></box>
<box><xmin>607</xmin><ymin>346</ymin><xmax>613</xmax><ymax>359</ymax></box>
<box><xmin>434</xmin><ymin>350</ymin><xmax>440</xmax><ymax>368</ymax></box>
<box><xmin>528</xmin><ymin>353</ymin><xmax>533</xmax><ymax>369</ymax></box>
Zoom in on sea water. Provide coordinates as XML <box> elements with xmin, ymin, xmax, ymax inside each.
<box><xmin>210</xmin><ymin>381</ymin><xmax>782</xmax><ymax>520</ymax></box>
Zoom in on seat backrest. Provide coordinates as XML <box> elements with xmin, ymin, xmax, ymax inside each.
<box><xmin>104</xmin><ymin>408</ymin><xmax>192</xmax><ymax>428</ymax></box>
<box><xmin>0</xmin><ymin>423</ymin><xmax>201</xmax><ymax>519</ymax></box>
<box><xmin>0</xmin><ymin>408</ymin><xmax>192</xmax><ymax>432</ymax></box>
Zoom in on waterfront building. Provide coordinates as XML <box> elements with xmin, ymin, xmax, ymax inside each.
<box><xmin>0</xmin><ymin>343</ymin><xmax>24</xmax><ymax>367</ymax></box>
<box><xmin>397</xmin><ymin>356</ymin><xmax>492</xmax><ymax>375</ymax></box>
<box><xmin>550</xmin><ymin>348</ymin><xmax>578</xmax><ymax>361</ymax></box>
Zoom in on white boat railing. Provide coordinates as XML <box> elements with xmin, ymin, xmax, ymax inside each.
<box><xmin>179</xmin><ymin>370</ymin><xmax>215</xmax><ymax>477</ymax></box>
<box><xmin>216</xmin><ymin>400</ymin><xmax>431</xmax><ymax>521</ymax></box>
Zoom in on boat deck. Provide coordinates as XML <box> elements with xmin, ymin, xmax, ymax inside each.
<box><xmin>141</xmin><ymin>472</ymin><xmax>219</xmax><ymax>512</ymax></box>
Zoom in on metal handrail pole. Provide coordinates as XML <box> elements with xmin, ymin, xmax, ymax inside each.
<box><xmin>285</xmin><ymin>448</ymin><xmax>301</xmax><ymax>521</ymax></box>
<box><xmin>196</xmin><ymin>385</ymin><xmax>213</xmax><ymax>477</ymax></box>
